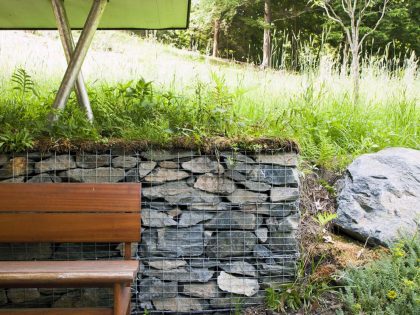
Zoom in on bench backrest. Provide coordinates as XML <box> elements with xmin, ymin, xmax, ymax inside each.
<box><xmin>0</xmin><ymin>183</ymin><xmax>141</xmax><ymax>246</ymax></box>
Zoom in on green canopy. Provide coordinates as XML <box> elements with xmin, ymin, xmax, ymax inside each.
<box><xmin>0</xmin><ymin>0</ymin><xmax>190</xmax><ymax>30</ymax></box>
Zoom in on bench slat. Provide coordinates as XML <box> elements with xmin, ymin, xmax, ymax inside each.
<box><xmin>0</xmin><ymin>183</ymin><xmax>141</xmax><ymax>212</ymax></box>
<box><xmin>0</xmin><ymin>213</ymin><xmax>140</xmax><ymax>242</ymax></box>
<box><xmin>0</xmin><ymin>261</ymin><xmax>139</xmax><ymax>286</ymax></box>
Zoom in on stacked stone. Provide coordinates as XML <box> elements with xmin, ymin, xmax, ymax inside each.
<box><xmin>0</xmin><ymin>150</ymin><xmax>300</xmax><ymax>313</ymax></box>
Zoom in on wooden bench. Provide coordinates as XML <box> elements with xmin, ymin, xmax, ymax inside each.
<box><xmin>0</xmin><ymin>183</ymin><xmax>141</xmax><ymax>315</ymax></box>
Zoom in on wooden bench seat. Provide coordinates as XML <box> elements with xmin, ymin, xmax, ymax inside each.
<box><xmin>0</xmin><ymin>183</ymin><xmax>141</xmax><ymax>315</ymax></box>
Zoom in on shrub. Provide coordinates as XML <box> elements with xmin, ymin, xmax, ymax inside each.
<box><xmin>341</xmin><ymin>236</ymin><xmax>420</xmax><ymax>314</ymax></box>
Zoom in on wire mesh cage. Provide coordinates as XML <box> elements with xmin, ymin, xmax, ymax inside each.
<box><xmin>0</xmin><ymin>149</ymin><xmax>300</xmax><ymax>314</ymax></box>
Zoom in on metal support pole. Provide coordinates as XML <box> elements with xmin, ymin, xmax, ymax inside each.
<box><xmin>51</xmin><ymin>0</ymin><xmax>94</xmax><ymax>122</ymax></box>
<box><xmin>51</xmin><ymin>0</ymin><xmax>107</xmax><ymax>119</ymax></box>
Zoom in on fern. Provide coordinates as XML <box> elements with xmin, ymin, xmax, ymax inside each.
<box><xmin>11</xmin><ymin>67</ymin><xmax>38</xmax><ymax>103</ymax></box>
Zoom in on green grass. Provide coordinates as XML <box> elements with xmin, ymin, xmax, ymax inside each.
<box><xmin>0</xmin><ymin>31</ymin><xmax>418</xmax><ymax>169</ymax></box>
<box><xmin>340</xmin><ymin>237</ymin><xmax>420</xmax><ymax>314</ymax></box>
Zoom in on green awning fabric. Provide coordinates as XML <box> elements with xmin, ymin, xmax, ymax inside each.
<box><xmin>0</xmin><ymin>0</ymin><xmax>191</xmax><ymax>30</ymax></box>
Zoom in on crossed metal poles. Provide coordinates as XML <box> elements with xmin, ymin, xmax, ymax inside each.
<box><xmin>51</xmin><ymin>0</ymin><xmax>108</xmax><ymax>122</ymax></box>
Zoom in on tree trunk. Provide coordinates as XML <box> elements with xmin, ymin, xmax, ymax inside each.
<box><xmin>261</xmin><ymin>0</ymin><xmax>272</xmax><ymax>68</ymax></box>
<box><xmin>212</xmin><ymin>19</ymin><xmax>221</xmax><ymax>58</ymax></box>
<box><xmin>350</xmin><ymin>44</ymin><xmax>360</xmax><ymax>104</ymax></box>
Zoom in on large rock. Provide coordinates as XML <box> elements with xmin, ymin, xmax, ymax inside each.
<box><xmin>157</xmin><ymin>225</ymin><xmax>204</xmax><ymax>257</ymax></box>
<box><xmin>335</xmin><ymin>148</ymin><xmax>420</xmax><ymax>246</ymax></box>
<box><xmin>206</xmin><ymin>231</ymin><xmax>257</xmax><ymax>258</ymax></box>
<box><xmin>266</xmin><ymin>214</ymin><xmax>300</xmax><ymax>233</ymax></box>
<box><xmin>142</xmin><ymin>181</ymin><xmax>221</xmax><ymax>204</ymax></box>
<box><xmin>194</xmin><ymin>174</ymin><xmax>236</xmax><ymax>194</ymax></box>
<box><xmin>217</xmin><ymin>271</ymin><xmax>259</xmax><ymax>297</ymax></box>
<box><xmin>138</xmin><ymin>161</ymin><xmax>157</xmax><ymax>178</ymax></box>
<box><xmin>270</xmin><ymin>188</ymin><xmax>299</xmax><ymax>202</ymax></box>
<box><xmin>147</xmin><ymin>260</ymin><xmax>187</xmax><ymax>270</ymax></box>
<box><xmin>35</xmin><ymin>155</ymin><xmax>75</xmax><ymax>173</ymax></box>
<box><xmin>138</xmin><ymin>277</ymin><xmax>178</xmax><ymax>300</ymax></box>
<box><xmin>62</xmin><ymin>167</ymin><xmax>125</xmax><ymax>183</ymax></box>
<box><xmin>182</xmin><ymin>157</ymin><xmax>224</xmax><ymax>174</ymax></box>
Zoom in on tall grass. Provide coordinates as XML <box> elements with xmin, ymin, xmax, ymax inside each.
<box><xmin>0</xmin><ymin>31</ymin><xmax>418</xmax><ymax>169</ymax></box>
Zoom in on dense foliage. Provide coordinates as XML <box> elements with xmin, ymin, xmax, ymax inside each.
<box><xmin>341</xmin><ymin>237</ymin><xmax>420</xmax><ymax>314</ymax></box>
<box><xmin>157</xmin><ymin>0</ymin><xmax>419</xmax><ymax>69</ymax></box>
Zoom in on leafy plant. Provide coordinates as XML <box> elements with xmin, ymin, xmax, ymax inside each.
<box><xmin>11</xmin><ymin>67</ymin><xmax>38</xmax><ymax>103</ymax></box>
<box><xmin>0</xmin><ymin>127</ymin><xmax>34</xmax><ymax>153</ymax></box>
<box><xmin>314</xmin><ymin>212</ymin><xmax>338</xmax><ymax>227</ymax></box>
<box><xmin>341</xmin><ymin>236</ymin><xmax>420</xmax><ymax>314</ymax></box>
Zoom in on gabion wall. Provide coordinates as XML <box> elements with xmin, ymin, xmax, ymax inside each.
<box><xmin>0</xmin><ymin>149</ymin><xmax>300</xmax><ymax>314</ymax></box>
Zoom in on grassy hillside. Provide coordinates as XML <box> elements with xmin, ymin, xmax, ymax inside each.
<box><xmin>0</xmin><ymin>31</ymin><xmax>418</xmax><ymax>169</ymax></box>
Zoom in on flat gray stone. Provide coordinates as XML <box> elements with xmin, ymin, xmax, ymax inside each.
<box><xmin>336</xmin><ymin>147</ymin><xmax>420</xmax><ymax>246</ymax></box>
<box><xmin>0</xmin><ymin>155</ymin><xmax>8</xmax><ymax>167</ymax></box>
<box><xmin>0</xmin><ymin>157</ymin><xmax>33</xmax><ymax>179</ymax></box>
<box><xmin>148</xmin><ymin>260</ymin><xmax>187</xmax><ymax>270</ymax></box>
<box><xmin>253</xmin><ymin>244</ymin><xmax>274</xmax><ymax>259</ymax></box>
<box><xmin>141</xmin><ymin>150</ymin><xmax>195</xmax><ymax>161</ymax></box>
<box><xmin>182</xmin><ymin>281</ymin><xmax>219</xmax><ymax>298</ymax></box>
<box><xmin>0</xmin><ymin>289</ymin><xmax>7</xmax><ymax>305</ymax></box>
<box><xmin>206</xmin><ymin>231</ymin><xmax>257</xmax><ymax>258</ymax></box>
<box><xmin>227</xmin><ymin>189</ymin><xmax>268</xmax><ymax>204</ymax></box>
<box><xmin>270</xmin><ymin>188</ymin><xmax>299</xmax><ymax>202</ymax></box>
<box><xmin>144</xmin><ymin>267</ymin><xmax>214</xmax><ymax>283</ymax></box>
<box><xmin>138</xmin><ymin>277</ymin><xmax>178</xmax><ymax>300</ymax></box>
<box><xmin>157</xmin><ymin>225</ymin><xmax>204</xmax><ymax>257</ymax></box>
<box><xmin>142</xmin><ymin>209</ymin><xmax>177</xmax><ymax>227</ymax></box>
<box><xmin>267</xmin><ymin>232</ymin><xmax>299</xmax><ymax>253</ymax></box>
<box><xmin>240</xmin><ymin>180</ymin><xmax>271</xmax><ymax>192</ymax></box>
<box><xmin>27</xmin><ymin>173</ymin><xmax>61</xmax><ymax>183</ymax></box>
<box><xmin>138</xmin><ymin>161</ymin><xmax>157</xmax><ymax>178</ymax></box>
<box><xmin>142</xmin><ymin>181</ymin><xmax>221</xmax><ymax>204</ymax></box>
<box><xmin>205</xmin><ymin>211</ymin><xmax>259</xmax><ymax>230</ymax></box>
<box><xmin>224</xmin><ymin>170</ymin><xmax>247</xmax><ymax>181</ymax></box>
<box><xmin>178</xmin><ymin>211</ymin><xmax>214</xmax><ymax>227</ymax></box>
<box><xmin>194</xmin><ymin>174</ymin><xmax>236</xmax><ymax>194</ymax></box>
<box><xmin>153</xmin><ymin>297</ymin><xmax>206</xmax><ymax>312</ymax></box>
<box><xmin>266</xmin><ymin>215</ymin><xmax>300</xmax><ymax>233</ymax></box>
<box><xmin>220</xmin><ymin>261</ymin><xmax>257</xmax><ymax>277</ymax></box>
<box><xmin>159</xmin><ymin>161</ymin><xmax>179</xmax><ymax>169</ymax></box>
<box><xmin>188</xmin><ymin>203</ymin><xmax>230</xmax><ymax>211</ymax></box>
<box><xmin>76</xmin><ymin>154</ymin><xmax>111</xmax><ymax>168</ymax></box>
<box><xmin>182</xmin><ymin>157</ymin><xmax>224</xmax><ymax>174</ymax></box>
<box><xmin>1</xmin><ymin>176</ymin><xmax>25</xmax><ymax>183</ymax></box>
<box><xmin>248</xmin><ymin>165</ymin><xmax>298</xmax><ymax>186</ymax></box>
<box><xmin>35</xmin><ymin>155</ymin><xmax>75</xmax><ymax>173</ymax></box>
<box><xmin>144</xmin><ymin>168</ymin><xmax>190</xmax><ymax>183</ymax></box>
<box><xmin>188</xmin><ymin>258</ymin><xmax>221</xmax><ymax>268</ymax></box>
<box><xmin>62</xmin><ymin>167</ymin><xmax>125</xmax><ymax>183</ymax></box>
<box><xmin>255</xmin><ymin>228</ymin><xmax>268</xmax><ymax>243</ymax></box>
<box><xmin>112</xmin><ymin>156</ymin><xmax>138</xmax><ymax>169</ymax></box>
<box><xmin>221</xmin><ymin>151</ymin><xmax>255</xmax><ymax>164</ymax></box>
<box><xmin>226</xmin><ymin>162</ymin><xmax>253</xmax><ymax>174</ymax></box>
<box><xmin>0</xmin><ymin>243</ymin><xmax>52</xmax><ymax>260</ymax></box>
<box><xmin>7</xmin><ymin>288</ymin><xmax>40</xmax><ymax>304</ymax></box>
<box><xmin>254</xmin><ymin>153</ymin><xmax>298</xmax><ymax>166</ymax></box>
<box><xmin>259</xmin><ymin>262</ymin><xmax>296</xmax><ymax>276</ymax></box>
<box><xmin>217</xmin><ymin>271</ymin><xmax>259</xmax><ymax>297</ymax></box>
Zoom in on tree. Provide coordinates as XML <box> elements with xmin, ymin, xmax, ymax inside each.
<box><xmin>261</xmin><ymin>0</ymin><xmax>272</xmax><ymax>68</ymax></box>
<box><xmin>312</xmin><ymin>0</ymin><xmax>390</xmax><ymax>103</ymax></box>
<box><xmin>196</xmin><ymin>0</ymin><xmax>242</xmax><ymax>58</ymax></box>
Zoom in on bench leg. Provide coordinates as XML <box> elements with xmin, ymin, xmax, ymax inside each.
<box><xmin>114</xmin><ymin>282</ymin><xmax>131</xmax><ymax>315</ymax></box>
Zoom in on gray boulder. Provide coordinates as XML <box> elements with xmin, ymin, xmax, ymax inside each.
<box><xmin>335</xmin><ymin>148</ymin><xmax>420</xmax><ymax>246</ymax></box>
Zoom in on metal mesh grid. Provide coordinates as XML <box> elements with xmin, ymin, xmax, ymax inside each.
<box><xmin>0</xmin><ymin>149</ymin><xmax>300</xmax><ymax>314</ymax></box>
